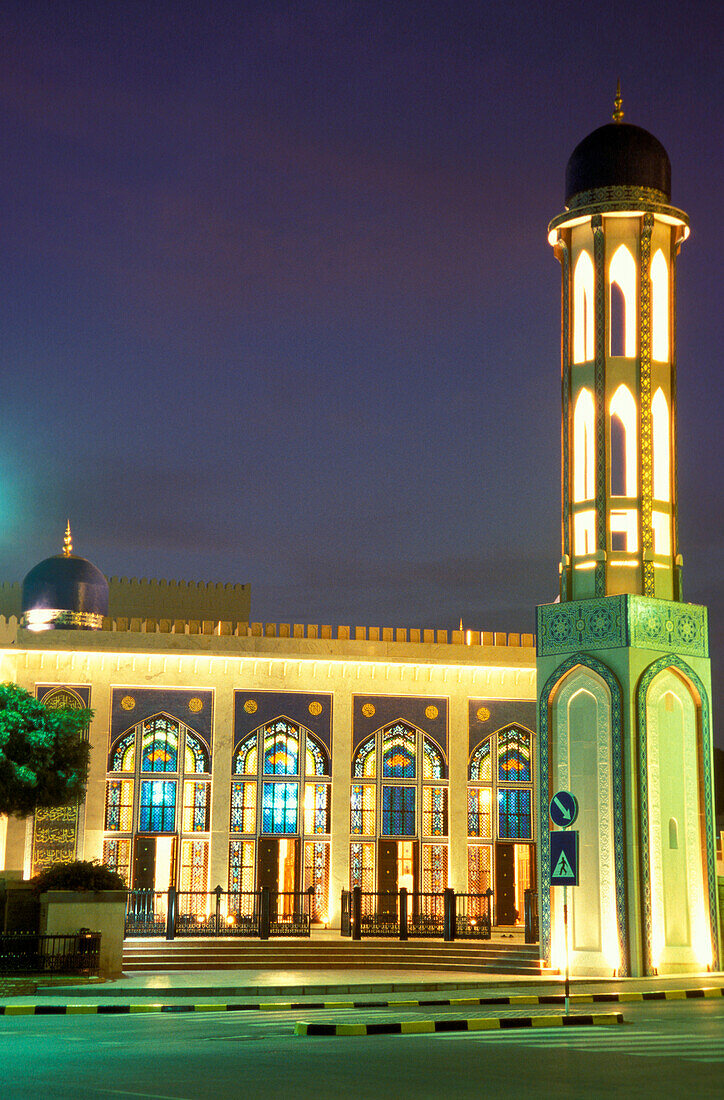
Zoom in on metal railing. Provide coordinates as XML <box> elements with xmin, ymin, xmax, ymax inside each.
<box><xmin>125</xmin><ymin>886</ymin><xmax>313</xmax><ymax>939</ymax></box>
<box><xmin>344</xmin><ymin>887</ymin><xmax>494</xmax><ymax>941</ymax></box>
<box><xmin>0</xmin><ymin>931</ymin><xmax>101</xmax><ymax>975</ymax></box>
<box><xmin>524</xmin><ymin>888</ymin><xmax>539</xmax><ymax>944</ymax></box>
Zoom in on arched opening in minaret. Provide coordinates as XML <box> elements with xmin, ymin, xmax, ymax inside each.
<box><xmin>609</xmin><ymin>245</ymin><xmax>636</xmax><ymax>357</ymax></box>
<box><xmin>609</xmin><ymin>384</ymin><xmax>636</xmax><ymax>497</ymax></box>
<box><xmin>573</xmin><ymin>251</ymin><xmax>594</xmax><ymax>363</ymax></box>
<box><xmin>573</xmin><ymin>389</ymin><xmax>595</xmax><ymax>502</ymax></box>
<box><xmin>651</xmin><ymin>250</ymin><xmax>669</xmax><ymax>362</ymax></box>
<box><xmin>652</xmin><ymin>388</ymin><xmax>670</xmax><ymax>501</ymax></box>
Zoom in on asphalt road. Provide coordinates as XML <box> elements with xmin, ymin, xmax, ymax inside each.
<box><xmin>2</xmin><ymin>997</ymin><xmax>723</xmax><ymax>1099</ymax></box>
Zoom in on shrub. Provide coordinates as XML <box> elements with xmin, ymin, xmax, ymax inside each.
<box><xmin>31</xmin><ymin>859</ymin><xmax>125</xmax><ymax>895</ymax></box>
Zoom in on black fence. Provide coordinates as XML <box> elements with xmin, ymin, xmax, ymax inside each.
<box><xmin>341</xmin><ymin>887</ymin><xmax>493</xmax><ymax>941</ymax></box>
<box><xmin>0</xmin><ymin>931</ymin><xmax>101</xmax><ymax>976</ymax></box>
<box><xmin>125</xmin><ymin>886</ymin><xmax>314</xmax><ymax>940</ymax></box>
<box><xmin>524</xmin><ymin>888</ymin><xmax>539</xmax><ymax>944</ymax></box>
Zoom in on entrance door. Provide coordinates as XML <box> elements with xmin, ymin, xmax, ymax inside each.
<box><xmin>133</xmin><ymin>837</ymin><xmax>155</xmax><ymax>890</ymax></box>
<box><xmin>495</xmin><ymin>842</ymin><xmax>517</xmax><ymax>924</ymax></box>
<box><xmin>258</xmin><ymin>837</ymin><xmax>300</xmax><ymax>913</ymax></box>
<box><xmin>378</xmin><ymin>840</ymin><xmax>397</xmax><ymax>918</ymax></box>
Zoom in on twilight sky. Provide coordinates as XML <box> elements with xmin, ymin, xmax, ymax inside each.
<box><xmin>1</xmin><ymin>2</ymin><xmax>722</xmax><ymax>732</ymax></box>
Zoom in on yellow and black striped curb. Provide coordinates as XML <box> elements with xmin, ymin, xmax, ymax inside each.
<box><xmin>295</xmin><ymin>1012</ymin><xmax>625</xmax><ymax>1036</ymax></box>
<box><xmin>1</xmin><ymin>986</ymin><xmax>723</xmax><ymax>1016</ymax></box>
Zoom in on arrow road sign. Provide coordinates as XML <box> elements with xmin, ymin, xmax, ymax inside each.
<box><xmin>549</xmin><ymin>790</ymin><xmax>579</xmax><ymax>828</ymax></box>
<box><xmin>550</xmin><ymin>830</ymin><xmax>579</xmax><ymax>885</ymax></box>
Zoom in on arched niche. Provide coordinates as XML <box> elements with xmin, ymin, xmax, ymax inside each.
<box><xmin>549</xmin><ymin>666</ymin><xmax>619</xmax><ymax>971</ymax></box>
<box><xmin>642</xmin><ymin>668</ymin><xmax>710</xmax><ymax>971</ymax></box>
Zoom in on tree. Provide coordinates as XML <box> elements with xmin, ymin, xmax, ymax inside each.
<box><xmin>0</xmin><ymin>683</ymin><xmax>93</xmax><ymax>817</ymax></box>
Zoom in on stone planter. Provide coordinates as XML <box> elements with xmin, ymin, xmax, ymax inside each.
<box><xmin>39</xmin><ymin>890</ymin><xmax>127</xmax><ymax>978</ymax></box>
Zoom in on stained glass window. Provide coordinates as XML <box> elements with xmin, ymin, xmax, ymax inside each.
<box><xmin>305</xmin><ymin>736</ymin><xmax>329</xmax><ymax>777</ymax></box>
<box><xmin>102</xmin><ymin>838</ymin><xmax>131</xmax><ymax>884</ymax></box>
<box><xmin>467</xmin><ymin>786</ymin><xmax>492</xmax><ymax>838</ymax></box>
<box><xmin>467</xmin><ymin>844</ymin><xmax>492</xmax><ymax>894</ymax></box>
<box><xmin>422</xmin><ymin>786</ymin><xmax>447</xmax><ymax>837</ymax></box>
<box><xmin>382</xmin><ymin>724</ymin><xmax>416</xmax><ymax>779</ymax></box>
<box><xmin>382</xmin><ymin>785</ymin><xmax>415</xmax><ymax>836</ymax></box>
<box><xmin>261</xmin><ymin>782</ymin><xmax>298</xmax><ymax>834</ymax></box>
<box><xmin>422</xmin><ymin>843</ymin><xmax>448</xmax><ymax>893</ymax></box>
<box><xmin>497</xmin><ymin>788</ymin><xmax>531</xmax><ymax>839</ymax></box>
<box><xmin>350</xmin><ymin>784</ymin><xmax>375</xmax><ymax>836</ymax></box>
<box><xmin>350</xmin><ymin>841</ymin><xmax>374</xmax><ymax>890</ymax></box>
<box><xmin>229</xmin><ymin>840</ymin><xmax>255</xmax><ymax>893</ymax></box>
<box><xmin>233</xmin><ymin>734</ymin><xmax>258</xmax><ymax>775</ymax></box>
<box><xmin>182</xmin><ymin>781</ymin><xmax>210</xmax><ymax>832</ymax></box>
<box><xmin>353</xmin><ymin>736</ymin><xmax>376</xmax><ymax>778</ymax></box>
<box><xmin>141</xmin><ymin>717</ymin><xmax>179</xmax><ymax>773</ymax></box>
<box><xmin>497</xmin><ymin>727</ymin><xmax>531</xmax><ymax>782</ymax></box>
<box><xmin>184</xmin><ymin>733</ymin><xmax>210</xmax><ymax>775</ymax></box>
<box><xmin>469</xmin><ymin>738</ymin><xmax>492</xmax><ymax>782</ymax></box>
<box><xmin>304</xmin><ymin>841</ymin><xmax>330</xmax><ymax>921</ymax></box>
<box><xmin>230</xmin><ymin>781</ymin><xmax>257</xmax><ymax>833</ymax></box>
<box><xmin>422</xmin><ymin>738</ymin><xmax>444</xmax><ymax>779</ymax></box>
<box><xmin>304</xmin><ymin>783</ymin><xmax>330</xmax><ymax>834</ymax></box>
<box><xmin>104</xmin><ymin>780</ymin><xmax>133</xmax><ymax>831</ymax></box>
<box><xmin>111</xmin><ymin>732</ymin><xmax>136</xmax><ymax>773</ymax></box>
<box><xmin>263</xmin><ymin>721</ymin><xmax>299</xmax><ymax>776</ymax></box>
<box><xmin>139</xmin><ymin>780</ymin><xmax>176</xmax><ymax>832</ymax></box>
<box><xmin>179</xmin><ymin>839</ymin><xmax>209</xmax><ymax>893</ymax></box>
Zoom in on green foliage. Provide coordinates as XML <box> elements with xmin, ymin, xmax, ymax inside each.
<box><xmin>31</xmin><ymin>859</ymin><xmax>125</xmax><ymax>894</ymax></box>
<box><xmin>0</xmin><ymin>683</ymin><xmax>93</xmax><ymax>817</ymax></box>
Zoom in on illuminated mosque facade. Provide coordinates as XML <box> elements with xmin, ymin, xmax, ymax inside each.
<box><xmin>0</xmin><ymin>94</ymin><xmax>718</xmax><ymax>976</ymax></box>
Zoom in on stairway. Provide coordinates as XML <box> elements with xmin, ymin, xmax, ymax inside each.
<box><xmin>122</xmin><ymin>938</ymin><xmax>543</xmax><ymax>975</ymax></box>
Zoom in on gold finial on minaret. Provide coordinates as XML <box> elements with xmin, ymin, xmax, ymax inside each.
<box><xmin>63</xmin><ymin>520</ymin><xmax>73</xmax><ymax>557</ymax></box>
<box><xmin>612</xmin><ymin>79</ymin><xmax>624</xmax><ymax>123</ymax></box>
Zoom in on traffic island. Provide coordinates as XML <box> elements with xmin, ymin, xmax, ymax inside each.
<box><xmin>295</xmin><ymin>1012</ymin><xmax>624</xmax><ymax>1036</ymax></box>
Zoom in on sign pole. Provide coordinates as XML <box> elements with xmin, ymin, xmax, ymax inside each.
<box><xmin>563</xmin><ymin>883</ymin><xmax>570</xmax><ymax>1016</ymax></box>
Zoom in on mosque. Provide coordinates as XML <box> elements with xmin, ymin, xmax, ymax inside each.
<box><xmin>0</xmin><ymin>93</ymin><xmax>719</xmax><ymax>976</ymax></box>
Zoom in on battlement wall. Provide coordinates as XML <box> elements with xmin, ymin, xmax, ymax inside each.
<box><xmin>101</xmin><ymin>618</ymin><xmax>535</xmax><ymax>647</ymax></box>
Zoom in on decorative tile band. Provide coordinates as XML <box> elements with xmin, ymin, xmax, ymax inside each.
<box><xmin>537</xmin><ymin>596</ymin><xmax>708</xmax><ymax>659</ymax></box>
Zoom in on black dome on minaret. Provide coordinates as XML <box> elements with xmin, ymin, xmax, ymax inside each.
<box><xmin>565</xmin><ymin>86</ymin><xmax>671</xmax><ymax>204</ymax></box>
<box><xmin>21</xmin><ymin>524</ymin><xmax>109</xmax><ymax>631</ymax></box>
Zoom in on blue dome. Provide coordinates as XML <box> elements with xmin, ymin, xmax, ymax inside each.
<box><xmin>565</xmin><ymin>122</ymin><xmax>671</xmax><ymax>204</ymax></box>
<box><xmin>21</xmin><ymin>553</ymin><xmax>109</xmax><ymax>631</ymax></box>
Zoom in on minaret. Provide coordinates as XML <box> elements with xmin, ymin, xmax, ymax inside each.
<box><xmin>536</xmin><ymin>91</ymin><xmax>719</xmax><ymax>976</ymax></box>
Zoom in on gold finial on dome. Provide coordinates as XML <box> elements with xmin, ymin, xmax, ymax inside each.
<box><xmin>63</xmin><ymin>520</ymin><xmax>73</xmax><ymax>557</ymax></box>
<box><xmin>612</xmin><ymin>79</ymin><xmax>624</xmax><ymax>123</ymax></box>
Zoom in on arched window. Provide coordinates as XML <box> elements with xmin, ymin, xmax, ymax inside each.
<box><xmin>609</xmin><ymin>245</ymin><xmax>636</xmax><ymax>357</ymax></box>
<box><xmin>573</xmin><ymin>388</ymin><xmax>595</xmax><ymax>502</ymax></box>
<box><xmin>497</xmin><ymin>727</ymin><xmax>531</xmax><ymax>782</ymax></box>
<box><xmin>422</xmin><ymin>738</ymin><xmax>444</xmax><ymax>779</ymax></box>
<box><xmin>573</xmin><ymin>250</ymin><xmax>594</xmax><ymax>363</ymax></box>
<box><xmin>353</xmin><ymin>736</ymin><xmax>377</xmax><ymax>778</ymax></box>
<box><xmin>233</xmin><ymin>733</ymin><xmax>258</xmax><ymax>775</ymax></box>
<box><xmin>104</xmin><ymin>713</ymin><xmax>212</xmax><ymax>889</ymax></box>
<box><xmin>263</xmin><ymin>720</ymin><xmax>299</xmax><ymax>776</ymax></box>
<box><xmin>652</xmin><ymin>388</ymin><xmax>670</xmax><ymax>501</ymax></box>
<box><xmin>609</xmin><ymin>384</ymin><xmax>637</xmax><ymax>497</ymax></box>
<box><xmin>382</xmin><ymin>723</ymin><xmax>416</xmax><ymax>779</ymax></box>
<box><xmin>651</xmin><ymin>249</ymin><xmax>669</xmax><ymax>361</ymax></box>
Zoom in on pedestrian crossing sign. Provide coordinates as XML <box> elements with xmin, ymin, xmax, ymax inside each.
<box><xmin>550</xmin><ymin>830</ymin><xmax>579</xmax><ymax>885</ymax></box>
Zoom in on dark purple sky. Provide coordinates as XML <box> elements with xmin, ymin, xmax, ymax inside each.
<box><xmin>1</xmin><ymin>2</ymin><xmax>722</xmax><ymax>736</ymax></box>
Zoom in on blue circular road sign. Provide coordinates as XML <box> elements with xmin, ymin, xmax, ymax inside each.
<box><xmin>549</xmin><ymin>790</ymin><xmax>579</xmax><ymax>828</ymax></box>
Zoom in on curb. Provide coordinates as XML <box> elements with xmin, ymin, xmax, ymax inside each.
<box><xmin>2</xmin><ymin>985</ymin><xmax>722</xmax><ymax>1016</ymax></box>
<box><xmin>295</xmin><ymin>1012</ymin><xmax>625</xmax><ymax>1036</ymax></box>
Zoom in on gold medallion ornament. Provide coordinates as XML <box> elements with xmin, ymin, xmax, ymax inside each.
<box><xmin>244</xmin><ymin>699</ymin><xmax>258</xmax><ymax>714</ymax></box>
<box><xmin>361</xmin><ymin>703</ymin><xmax>376</xmax><ymax>718</ymax></box>
<box><xmin>121</xmin><ymin>695</ymin><xmax>136</xmax><ymax>711</ymax></box>
<box><xmin>476</xmin><ymin>706</ymin><xmax>491</xmax><ymax>722</ymax></box>
<box><xmin>188</xmin><ymin>697</ymin><xmax>203</xmax><ymax>713</ymax></box>
<box><xmin>425</xmin><ymin>705</ymin><xmax>439</xmax><ymax>720</ymax></box>
<box><xmin>308</xmin><ymin>701</ymin><xmax>323</xmax><ymax>717</ymax></box>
